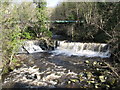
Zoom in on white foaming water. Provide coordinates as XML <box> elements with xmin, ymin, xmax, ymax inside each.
<box><xmin>52</xmin><ymin>41</ymin><xmax>111</xmax><ymax>58</ymax></box>
<box><xmin>23</xmin><ymin>41</ymin><xmax>43</xmax><ymax>53</ymax></box>
<box><xmin>3</xmin><ymin>62</ymin><xmax>78</xmax><ymax>88</ymax></box>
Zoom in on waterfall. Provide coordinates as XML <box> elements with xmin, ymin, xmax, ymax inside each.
<box><xmin>52</xmin><ymin>41</ymin><xmax>111</xmax><ymax>58</ymax></box>
<box><xmin>18</xmin><ymin>40</ymin><xmax>111</xmax><ymax>58</ymax></box>
<box><xmin>24</xmin><ymin>41</ymin><xmax>43</xmax><ymax>53</ymax></box>
<box><xmin>18</xmin><ymin>41</ymin><xmax>43</xmax><ymax>54</ymax></box>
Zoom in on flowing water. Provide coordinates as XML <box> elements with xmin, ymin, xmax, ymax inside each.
<box><xmin>18</xmin><ymin>41</ymin><xmax>44</xmax><ymax>54</ymax></box>
<box><xmin>52</xmin><ymin>41</ymin><xmax>111</xmax><ymax>58</ymax></box>
<box><xmin>2</xmin><ymin>40</ymin><xmax>113</xmax><ymax>89</ymax></box>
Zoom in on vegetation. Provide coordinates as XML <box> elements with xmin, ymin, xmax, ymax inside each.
<box><xmin>33</xmin><ymin>0</ymin><xmax>52</xmax><ymax>38</ymax></box>
<box><xmin>0</xmin><ymin>0</ymin><xmax>120</xmax><ymax>89</ymax></box>
<box><xmin>0</xmin><ymin>0</ymin><xmax>52</xmax><ymax>74</ymax></box>
<box><xmin>50</xmin><ymin>2</ymin><xmax>120</xmax><ymax>62</ymax></box>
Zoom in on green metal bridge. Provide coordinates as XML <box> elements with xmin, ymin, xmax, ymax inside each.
<box><xmin>45</xmin><ymin>20</ymin><xmax>84</xmax><ymax>23</ymax></box>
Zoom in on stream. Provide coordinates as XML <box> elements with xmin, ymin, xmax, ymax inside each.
<box><xmin>2</xmin><ymin>40</ymin><xmax>119</xmax><ymax>89</ymax></box>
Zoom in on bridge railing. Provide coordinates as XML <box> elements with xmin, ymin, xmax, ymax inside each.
<box><xmin>44</xmin><ymin>20</ymin><xmax>84</xmax><ymax>23</ymax></box>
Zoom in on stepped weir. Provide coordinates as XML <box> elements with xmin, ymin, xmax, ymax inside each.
<box><xmin>18</xmin><ymin>40</ymin><xmax>111</xmax><ymax>58</ymax></box>
<box><xmin>52</xmin><ymin>41</ymin><xmax>111</xmax><ymax>58</ymax></box>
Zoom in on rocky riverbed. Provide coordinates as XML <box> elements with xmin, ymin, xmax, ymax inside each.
<box><xmin>2</xmin><ymin>52</ymin><xmax>120</xmax><ymax>89</ymax></box>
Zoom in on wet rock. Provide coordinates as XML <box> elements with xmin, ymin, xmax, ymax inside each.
<box><xmin>87</xmin><ymin>80</ymin><xmax>95</xmax><ymax>84</ymax></box>
<box><xmin>95</xmin><ymin>83</ymin><xmax>100</xmax><ymax>88</ymax></box>
<box><xmin>93</xmin><ymin>70</ymin><xmax>102</xmax><ymax>76</ymax></box>
<box><xmin>77</xmin><ymin>72</ymin><xmax>85</xmax><ymax>77</ymax></box>
<box><xmin>106</xmin><ymin>78</ymin><xmax>116</xmax><ymax>86</ymax></box>
<box><xmin>36</xmin><ymin>74</ymin><xmax>41</xmax><ymax>80</ymax></box>
<box><xmin>99</xmin><ymin>62</ymin><xmax>107</xmax><ymax>66</ymax></box>
<box><xmin>85</xmin><ymin>60</ymin><xmax>89</xmax><ymax>64</ymax></box>
<box><xmin>93</xmin><ymin>61</ymin><xmax>97</xmax><ymax>66</ymax></box>
<box><xmin>99</xmin><ymin>76</ymin><xmax>106</xmax><ymax>83</ymax></box>
<box><xmin>86</xmin><ymin>72</ymin><xmax>93</xmax><ymax>79</ymax></box>
<box><xmin>69</xmin><ymin>78</ymin><xmax>80</xmax><ymax>83</ymax></box>
<box><xmin>34</xmin><ymin>74</ymin><xmax>37</xmax><ymax>79</ymax></box>
<box><xmin>2</xmin><ymin>52</ymin><xmax>119</xmax><ymax>89</ymax></box>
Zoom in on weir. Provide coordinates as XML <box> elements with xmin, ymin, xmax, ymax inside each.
<box><xmin>18</xmin><ymin>40</ymin><xmax>111</xmax><ymax>58</ymax></box>
<box><xmin>18</xmin><ymin>41</ymin><xmax>43</xmax><ymax>54</ymax></box>
<box><xmin>52</xmin><ymin>41</ymin><xmax>111</xmax><ymax>58</ymax></box>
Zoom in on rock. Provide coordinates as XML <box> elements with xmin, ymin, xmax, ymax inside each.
<box><xmin>86</xmin><ymin>72</ymin><xmax>93</xmax><ymax>79</ymax></box>
<box><xmin>106</xmin><ymin>85</ymin><xmax>110</xmax><ymax>88</ymax></box>
<box><xmin>85</xmin><ymin>60</ymin><xmax>89</xmax><ymax>64</ymax></box>
<box><xmin>95</xmin><ymin>84</ymin><xmax>100</xmax><ymax>88</ymax></box>
<box><xmin>78</xmin><ymin>72</ymin><xmax>84</xmax><ymax>77</ymax></box>
<box><xmin>69</xmin><ymin>78</ymin><xmax>79</xmax><ymax>83</ymax></box>
<box><xmin>79</xmin><ymin>77</ymin><xmax>85</xmax><ymax>82</ymax></box>
<box><xmin>96</xmin><ymin>68</ymin><xmax>100</xmax><ymax>71</ymax></box>
<box><xmin>87</xmin><ymin>80</ymin><xmax>95</xmax><ymax>84</ymax></box>
<box><xmin>93</xmin><ymin>61</ymin><xmax>97</xmax><ymax>66</ymax></box>
<box><xmin>68</xmin><ymin>81</ymin><xmax>71</xmax><ymax>84</ymax></box>
<box><xmin>37</xmin><ymin>75</ymin><xmax>41</xmax><ymax>80</ymax></box>
<box><xmin>106</xmin><ymin>78</ymin><xmax>116</xmax><ymax>85</ymax></box>
<box><xmin>93</xmin><ymin>70</ymin><xmax>102</xmax><ymax>76</ymax></box>
<box><xmin>99</xmin><ymin>76</ymin><xmax>106</xmax><ymax>82</ymax></box>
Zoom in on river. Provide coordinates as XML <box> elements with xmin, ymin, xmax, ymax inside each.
<box><xmin>2</xmin><ymin>40</ymin><xmax>118</xmax><ymax>89</ymax></box>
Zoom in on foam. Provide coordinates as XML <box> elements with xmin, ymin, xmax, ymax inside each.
<box><xmin>52</xmin><ymin>41</ymin><xmax>111</xmax><ymax>58</ymax></box>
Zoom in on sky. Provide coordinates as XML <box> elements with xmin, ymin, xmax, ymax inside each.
<box><xmin>12</xmin><ymin>0</ymin><xmax>60</xmax><ymax>8</ymax></box>
<box><xmin>9</xmin><ymin>0</ymin><xmax>120</xmax><ymax>7</ymax></box>
<box><xmin>46</xmin><ymin>0</ymin><xmax>60</xmax><ymax>7</ymax></box>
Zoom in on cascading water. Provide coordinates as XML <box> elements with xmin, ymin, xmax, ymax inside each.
<box><xmin>18</xmin><ymin>40</ymin><xmax>111</xmax><ymax>58</ymax></box>
<box><xmin>18</xmin><ymin>41</ymin><xmax>43</xmax><ymax>54</ymax></box>
<box><xmin>52</xmin><ymin>41</ymin><xmax>111</xmax><ymax>58</ymax></box>
<box><xmin>3</xmin><ymin>40</ymin><xmax>113</xmax><ymax>89</ymax></box>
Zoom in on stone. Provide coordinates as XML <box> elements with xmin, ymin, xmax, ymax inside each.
<box><xmin>69</xmin><ymin>78</ymin><xmax>79</xmax><ymax>83</ymax></box>
<box><xmin>34</xmin><ymin>74</ymin><xmax>37</xmax><ymax>79</ymax></box>
<box><xmin>99</xmin><ymin>76</ymin><xmax>106</xmax><ymax>82</ymax></box>
<box><xmin>85</xmin><ymin>60</ymin><xmax>89</xmax><ymax>64</ymax></box>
